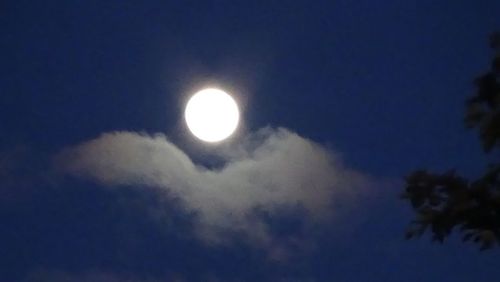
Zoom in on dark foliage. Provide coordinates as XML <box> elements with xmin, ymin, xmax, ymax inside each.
<box><xmin>402</xmin><ymin>32</ymin><xmax>500</xmax><ymax>250</ymax></box>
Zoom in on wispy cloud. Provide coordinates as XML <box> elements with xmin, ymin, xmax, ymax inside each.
<box><xmin>55</xmin><ymin>128</ymin><xmax>370</xmax><ymax>249</ymax></box>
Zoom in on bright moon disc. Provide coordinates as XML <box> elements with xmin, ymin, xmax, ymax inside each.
<box><xmin>185</xmin><ymin>88</ymin><xmax>240</xmax><ymax>143</ymax></box>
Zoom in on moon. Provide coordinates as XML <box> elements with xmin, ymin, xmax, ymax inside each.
<box><xmin>185</xmin><ymin>88</ymin><xmax>240</xmax><ymax>143</ymax></box>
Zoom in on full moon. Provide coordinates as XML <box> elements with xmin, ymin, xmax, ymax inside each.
<box><xmin>185</xmin><ymin>88</ymin><xmax>240</xmax><ymax>143</ymax></box>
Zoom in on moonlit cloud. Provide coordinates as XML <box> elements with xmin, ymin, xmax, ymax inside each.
<box><xmin>55</xmin><ymin>128</ymin><xmax>370</xmax><ymax>248</ymax></box>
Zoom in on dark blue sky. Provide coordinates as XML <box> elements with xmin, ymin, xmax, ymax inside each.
<box><xmin>1</xmin><ymin>1</ymin><xmax>500</xmax><ymax>281</ymax></box>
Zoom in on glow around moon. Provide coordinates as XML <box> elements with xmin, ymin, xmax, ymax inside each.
<box><xmin>185</xmin><ymin>88</ymin><xmax>240</xmax><ymax>143</ymax></box>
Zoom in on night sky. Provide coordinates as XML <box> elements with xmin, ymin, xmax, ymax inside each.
<box><xmin>2</xmin><ymin>1</ymin><xmax>500</xmax><ymax>281</ymax></box>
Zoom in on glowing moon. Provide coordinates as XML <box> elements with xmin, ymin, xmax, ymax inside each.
<box><xmin>185</xmin><ymin>88</ymin><xmax>240</xmax><ymax>143</ymax></box>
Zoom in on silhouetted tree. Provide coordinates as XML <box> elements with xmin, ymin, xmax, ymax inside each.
<box><xmin>402</xmin><ymin>32</ymin><xmax>500</xmax><ymax>250</ymax></box>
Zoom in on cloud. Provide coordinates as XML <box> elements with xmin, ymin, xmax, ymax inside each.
<box><xmin>55</xmin><ymin>128</ymin><xmax>369</xmax><ymax>248</ymax></box>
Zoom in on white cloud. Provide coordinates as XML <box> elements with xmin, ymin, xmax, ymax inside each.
<box><xmin>55</xmin><ymin>128</ymin><xmax>369</xmax><ymax>247</ymax></box>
